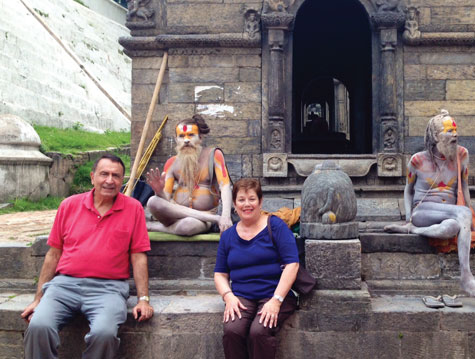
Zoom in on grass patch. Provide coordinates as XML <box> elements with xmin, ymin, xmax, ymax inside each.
<box><xmin>0</xmin><ymin>197</ymin><xmax>64</xmax><ymax>215</ymax></box>
<box><xmin>34</xmin><ymin>125</ymin><xmax>130</xmax><ymax>155</ymax></box>
<box><xmin>73</xmin><ymin>0</ymin><xmax>89</xmax><ymax>8</ymax></box>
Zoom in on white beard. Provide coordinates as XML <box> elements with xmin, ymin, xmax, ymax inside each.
<box><xmin>437</xmin><ymin>139</ymin><xmax>457</xmax><ymax>162</ymax></box>
<box><xmin>176</xmin><ymin>144</ymin><xmax>202</xmax><ymax>193</ymax></box>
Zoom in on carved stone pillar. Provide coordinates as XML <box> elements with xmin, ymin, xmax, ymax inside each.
<box><xmin>261</xmin><ymin>11</ymin><xmax>294</xmax><ymax>151</ymax></box>
<box><xmin>261</xmin><ymin>10</ymin><xmax>294</xmax><ymax>177</ymax></box>
<box><xmin>372</xmin><ymin>2</ymin><xmax>405</xmax><ymax>176</ymax></box>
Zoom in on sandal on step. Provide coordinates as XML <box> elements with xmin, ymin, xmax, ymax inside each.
<box><xmin>422</xmin><ymin>295</ymin><xmax>444</xmax><ymax>309</ymax></box>
<box><xmin>441</xmin><ymin>294</ymin><xmax>463</xmax><ymax>308</ymax></box>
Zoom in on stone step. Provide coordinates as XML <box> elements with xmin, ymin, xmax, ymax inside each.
<box><xmin>0</xmin><ymin>233</ymin><xmax>471</xmax><ymax>285</ymax></box>
<box><xmin>3</xmin><ymin>289</ymin><xmax>475</xmax><ymax>358</ymax></box>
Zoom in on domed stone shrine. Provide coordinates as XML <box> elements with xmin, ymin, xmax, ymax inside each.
<box><xmin>0</xmin><ymin>114</ymin><xmax>52</xmax><ymax>202</ymax></box>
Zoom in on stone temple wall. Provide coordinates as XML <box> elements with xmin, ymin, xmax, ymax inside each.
<box><xmin>123</xmin><ymin>0</ymin><xmax>475</xmax><ymax>185</ymax></box>
<box><xmin>403</xmin><ymin>0</ymin><xmax>475</xmax><ymax>174</ymax></box>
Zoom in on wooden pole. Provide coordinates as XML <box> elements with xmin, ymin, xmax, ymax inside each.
<box><xmin>125</xmin><ymin>51</ymin><xmax>168</xmax><ymax>196</ymax></box>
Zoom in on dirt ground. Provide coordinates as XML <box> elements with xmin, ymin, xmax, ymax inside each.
<box><xmin>0</xmin><ymin>210</ymin><xmax>57</xmax><ymax>244</ymax></box>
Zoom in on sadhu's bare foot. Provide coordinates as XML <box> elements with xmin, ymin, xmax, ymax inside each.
<box><xmin>461</xmin><ymin>274</ymin><xmax>475</xmax><ymax>297</ymax></box>
<box><xmin>384</xmin><ymin>223</ymin><xmax>413</xmax><ymax>234</ymax></box>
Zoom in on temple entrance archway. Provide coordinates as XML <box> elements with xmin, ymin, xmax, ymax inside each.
<box><xmin>292</xmin><ymin>0</ymin><xmax>372</xmax><ymax>155</ymax></box>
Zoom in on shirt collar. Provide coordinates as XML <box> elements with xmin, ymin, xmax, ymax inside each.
<box><xmin>84</xmin><ymin>189</ymin><xmax>125</xmax><ymax>213</ymax></box>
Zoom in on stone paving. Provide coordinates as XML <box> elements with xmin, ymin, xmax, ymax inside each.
<box><xmin>0</xmin><ymin>210</ymin><xmax>56</xmax><ymax>245</ymax></box>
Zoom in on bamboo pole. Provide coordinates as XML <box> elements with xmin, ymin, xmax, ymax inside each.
<box><xmin>125</xmin><ymin>51</ymin><xmax>168</xmax><ymax>196</ymax></box>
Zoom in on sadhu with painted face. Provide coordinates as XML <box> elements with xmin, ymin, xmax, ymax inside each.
<box><xmin>146</xmin><ymin>114</ymin><xmax>233</xmax><ymax>235</ymax></box>
<box><xmin>385</xmin><ymin>109</ymin><xmax>475</xmax><ymax>296</ymax></box>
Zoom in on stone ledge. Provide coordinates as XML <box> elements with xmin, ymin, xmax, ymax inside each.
<box><xmin>3</xmin><ymin>292</ymin><xmax>475</xmax><ymax>358</ymax></box>
<box><xmin>360</xmin><ymin>233</ymin><xmax>436</xmax><ymax>254</ymax></box>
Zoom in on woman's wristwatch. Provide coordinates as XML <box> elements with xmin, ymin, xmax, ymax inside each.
<box><xmin>273</xmin><ymin>294</ymin><xmax>284</xmax><ymax>303</ymax></box>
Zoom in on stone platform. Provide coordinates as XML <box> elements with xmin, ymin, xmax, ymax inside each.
<box><xmin>2</xmin><ymin>226</ymin><xmax>475</xmax><ymax>358</ymax></box>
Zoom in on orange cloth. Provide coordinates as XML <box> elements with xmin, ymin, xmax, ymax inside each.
<box><xmin>428</xmin><ymin>152</ymin><xmax>475</xmax><ymax>253</ymax></box>
<box><xmin>262</xmin><ymin>207</ymin><xmax>301</xmax><ymax>228</ymax></box>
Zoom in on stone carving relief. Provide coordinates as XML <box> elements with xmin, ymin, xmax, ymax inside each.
<box><xmin>377</xmin><ymin>153</ymin><xmax>403</xmax><ymax>177</ymax></box>
<box><xmin>126</xmin><ymin>0</ymin><xmax>155</xmax><ymax>29</ymax></box>
<box><xmin>263</xmin><ymin>153</ymin><xmax>288</xmax><ymax>177</ymax></box>
<box><xmin>383</xmin><ymin>126</ymin><xmax>397</xmax><ymax>151</ymax></box>
<box><xmin>403</xmin><ymin>7</ymin><xmax>421</xmax><ymax>42</ymax></box>
<box><xmin>270</xmin><ymin>128</ymin><xmax>283</xmax><ymax>151</ymax></box>
<box><xmin>263</xmin><ymin>0</ymin><xmax>295</xmax><ymax>13</ymax></box>
<box><xmin>371</xmin><ymin>0</ymin><xmax>405</xmax><ymax>28</ymax></box>
<box><xmin>375</xmin><ymin>0</ymin><xmax>404</xmax><ymax>13</ymax></box>
<box><xmin>244</xmin><ymin>10</ymin><xmax>261</xmax><ymax>40</ymax></box>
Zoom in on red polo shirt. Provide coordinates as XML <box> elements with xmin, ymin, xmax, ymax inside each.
<box><xmin>48</xmin><ymin>189</ymin><xmax>151</xmax><ymax>279</ymax></box>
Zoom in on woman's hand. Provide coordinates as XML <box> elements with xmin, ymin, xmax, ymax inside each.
<box><xmin>258</xmin><ymin>298</ymin><xmax>281</xmax><ymax>328</ymax></box>
<box><xmin>223</xmin><ymin>294</ymin><xmax>247</xmax><ymax>323</ymax></box>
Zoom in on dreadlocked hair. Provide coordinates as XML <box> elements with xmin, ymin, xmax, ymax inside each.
<box><xmin>424</xmin><ymin>109</ymin><xmax>450</xmax><ymax>170</ymax></box>
<box><xmin>177</xmin><ymin>114</ymin><xmax>210</xmax><ymax>135</ymax></box>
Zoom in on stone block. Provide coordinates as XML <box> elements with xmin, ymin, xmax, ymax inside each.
<box><xmin>419</xmin><ymin>53</ymin><xmax>475</xmax><ymax>65</ymax></box>
<box><xmin>206</xmin><ymin>136</ymin><xmax>260</xmax><ymax>155</ymax></box>
<box><xmin>147</xmin><ymin>256</ymin><xmax>202</xmax><ymax>279</ymax></box>
<box><xmin>441</xmin><ymin>311</ymin><xmax>475</xmax><ymax>332</ymax></box>
<box><xmin>404</xmin><ymin>64</ymin><xmax>427</xmax><ymax>80</ymax></box>
<box><xmin>169</xmin><ymin>67</ymin><xmax>239</xmax><ymax>83</ymax></box>
<box><xmin>427</xmin><ymin>65</ymin><xmax>475</xmax><ymax>80</ymax></box>
<box><xmin>167</xmin><ymin>82</ymin><xmax>195</xmax><ymax>103</ymax></box>
<box><xmin>262</xmin><ymin>197</ymin><xmax>294</xmax><ymax>212</ymax></box>
<box><xmin>252</xmin><ymin>154</ymin><xmax>263</xmax><ymax>177</ymax></box>
<box><xmin>235</xmin><ymin>55</ymin><xmax>261</xmax><ymax>67</ymax></box>
<box><xmin>300</xmin><ymin>222</ymin><xmax>359</xmax><ymax>240</ymax></box>
<box><xmin>239</xmin><ymin>67</ymin><xmax>261</xmax><ymax>82</ymax></box>
<box><xmin>194</xmin><ymin>85</ymin><xmax>224</xmax><ymax>103</ymax></box>
<box><xmin>247</xmin><ymin>119</ymin><xmax>261</xmax><ymax>136</ymax></box>
<box><xmin>431</xmin><ymin>6</ymin><xmax>475</xmax><ymax>25</ymax></box>
<box><xmin>205</xmin><ymin>119</ymin><xmax>250</xmax><ymax>137</ymax></box>
<box><xmin>279</xmin><ymin>330</ymin><xmax>402</xmax><ymax>359</ymax></box>
<box><xmin>196</xmin><ymin>102</ymin><xmax>261</xmax><ymax>120</ymax></box>
<box><xmin>132</xmin><ymin>84</ymin><xmax>159</xmax><ymax>104</ymax></box>
<box><xmin>167</xmin><ymin>4</ymin><xmax>244</xmax><ymax>33</ymax></box>
<box><xmin>148</xmin><ymin>241</ymin><xmax>218</xmax><ymax>257</ymax></box>
<box><xmin>359</xmin><ymin>233</ymin><xmax>435</xmax><ymax>254</ymax></box>
<box><xmin>361</xmin><ymin>253</ymin><xmax>441</xmax><ymax>280</ymax></box>
<box><xmin>446</xmin><ymin>80</ymin><xmax>475</xmax><ymax>100</ymax></box>
<box><xmin>132</xmin><ymin>57</ymin><xmax>164</xmax><ymax>70</ymax></box>
<box><xmin>242</xmin><ymin>154</ymin><xmax>252</xmax><ymax>177</ymax></box>
<box><xmin>132</xmin><ymin>68</ymin><xmax>163</xmax><ymax>85</ymax></box>
<box><xmin>0</xmin><ymin>331</ymin><xmax>23</xmax><ymax>359</ymax></box>
<box><xmin>305</xmin><ymin>239</ymin><xmax>361</xmax><ymax>290</ymax></box>
<box><xmin>405</xmin><ymin>101</ymin><xmax>475</xmax><ymax>117</ymax></box>
<box><xmin>188</xmin><ymin>55</ymin><xmax>235</xmax><ymax>68</ymax></box>
<box><xmin>400</xmin><ymin>331</ymin><xmax>468</xmax><ymax>358</ymax></box>
<box><xmin>225</xmin><ymin>82</ymin><xmax>261</xmax><ymax>103</ymax></box>
<box><xmin>356</xmin><ymin>198</ymin><xmax>401</xmax><ymax>221</ymax></box>
<box><xmin>404</xmin><ymin>80</ymin><xmax>446</xmax><ymax>100</ymax></box>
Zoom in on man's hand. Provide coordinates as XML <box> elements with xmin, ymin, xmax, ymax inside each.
<box><xmin>133</xmin><ymin>300</ymin><xmax>154</xmax><ymax>322</ymax></box>
<box><xmin>21</xmin><ymin>299</ymin><xmax>41</xmax><ymax>323</ymax></box>
<box><xmin>218</xmin><ymin>215</ymin><xmax>233</xmax><ymax>233</ymax></box>
<box><xmin>146</xmin><ymin>168</ymin><xmax>166</xmax><ymax>195</ymax></box>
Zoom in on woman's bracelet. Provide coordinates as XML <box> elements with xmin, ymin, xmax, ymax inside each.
<box><xmin>222</xmin><ymin>290</ymin><xmax>233</xmax><ymax>301</ymax></box>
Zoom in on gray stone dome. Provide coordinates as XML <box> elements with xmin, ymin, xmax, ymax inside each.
<box><xmin>0</xmin><ymin>114</ymin><xmax>41</xmax><ymax>148</ymax></box>
<box><xmin>0</xmin><ymin>114</ymin><xmax>52</xmax><ymax>201</ymax></box>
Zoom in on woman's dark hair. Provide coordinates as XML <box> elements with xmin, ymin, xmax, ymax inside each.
<box><xmin>232</xmin><ymin>178</ymin><xmax>263</xmax><ymax>202</ymax></box>
<box><xmin>177</xmin><ymin>114</ymin><xmax>210</xmax><ymax>135</ymax></box>
<box><xmin>92</xmin><ymin>154</ymin><xmax>125</xmax><ymax>176</ymax></box>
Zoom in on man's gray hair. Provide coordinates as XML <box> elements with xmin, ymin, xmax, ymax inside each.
<box><xmin>424</xmin><ymin>109</ymin><xmax>450</xmax><ymax>166</ymax></box>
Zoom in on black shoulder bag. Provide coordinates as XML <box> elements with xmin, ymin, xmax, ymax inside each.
<box><xmin>267</xmin><ymin>216</ymin><xmax>317</xmax><ymax>295</ymax></box>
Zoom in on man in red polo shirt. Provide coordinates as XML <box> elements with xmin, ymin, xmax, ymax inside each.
<box><xmin>21</xmin><ymin>154</ymin><xmax>153</xmax><ymax>359</ymax></box>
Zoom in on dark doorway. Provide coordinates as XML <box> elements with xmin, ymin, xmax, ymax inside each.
<box><xmin>292</xmin><ymin>0</ymin><xmax>372</xmax><ymax>154</ymax></box>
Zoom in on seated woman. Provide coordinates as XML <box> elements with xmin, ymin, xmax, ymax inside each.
<box><xmin>214</xmin><ymin>178</ymin><xmax>299</xmax><ymax>359</ymax></box>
